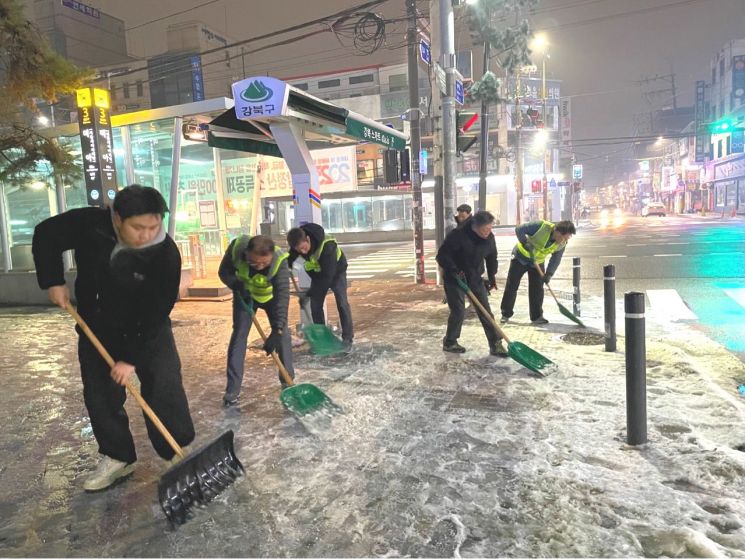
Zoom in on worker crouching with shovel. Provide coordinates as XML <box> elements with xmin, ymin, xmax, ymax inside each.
<box><xmin>32</xmin><ymin>185</ymin><xmax>196</xmax><ymax>492</ymax></box>
<box><xmin>219</xmin><ymin>234</ymin><xmax>294</xmax><ymax>407</ymax></box>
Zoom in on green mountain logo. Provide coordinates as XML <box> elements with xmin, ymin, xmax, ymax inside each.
<box><xmin>240</xmin><ymin>80</ymin><xmax>273</xmax><ymax>102</ymax></box>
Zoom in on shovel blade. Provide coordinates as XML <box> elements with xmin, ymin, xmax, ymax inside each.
<box><xmin>302</xmin><ymin>324</ymin><xmax>347</xmax><ymax>356</ymax></box>
<box><xmin>280</xmin><ymin>383</ymin><xmax>340</xmax><ymax>416</ymax></box>
<box><xmin>558</xmin><ymin>302</ymin><xmax>586</xmax><ymax>327</ymax></box>
<box><xmin>507</xmin><ymin>341</ymin><xmax>554</xmax><ymax>374</ymax></box>
<box><xmin>158</xmin><ymin>430</ymin><xmax>244</xmax><ymax>526</ymax></box>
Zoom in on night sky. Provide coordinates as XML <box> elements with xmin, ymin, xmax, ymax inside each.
<box><xmin>58</xmin><ymin>0</ymin><xmax>745</xmax><ymax>186</ymax></box>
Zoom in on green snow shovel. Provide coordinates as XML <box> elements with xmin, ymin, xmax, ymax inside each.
<box><xmin>237</xmin><ymin>295</ymin><xmax>340</xmax><ymax>416</ymax></box>
<box><xmin>65</xmin><ymin>304</ymin><xmax>243</xmax><ymax>526</ymax></box>
<box><xmin>533</xmin><ymin>264</ymin><xmax>586</xmax><ymax>327</ymax></box>
<box><xmin>290</xmin><ymin>276</ymin><xmax>348</xmax><ymax>356</ymax></box>
<box><xmin>455</xmin><ymin>277</ymin><xmax>554</xmax><ymax>374</ymax></box>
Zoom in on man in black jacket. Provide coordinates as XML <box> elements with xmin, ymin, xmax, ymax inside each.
<box><xmin>218</xmin><ymin>234</ymin><xmax>293</xmax><ymax>406</ymax></box>
<box><xmin>32</xmin><ymin>185</ymin><xmax>195</xmax><ymax>492</ymax></box>
<box><xmin>286</xmin><ymin>223</ymin><xmax>353</xmax><ymax>346</ymax></box>
<box><xmin>436</xmin><ymin>210</ymin><xmax>506</xmax><ymax>356</ymax></box>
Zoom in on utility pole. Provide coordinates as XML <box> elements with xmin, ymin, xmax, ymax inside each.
<box><xmin>478</xmin><ymin>40</ymin><xmax>490</xmax><ymax>212</ymax></box>
<box><xmin>541</xmin><ymin>53</ymin><xmax>548</xmax><ymax>220</ymax></box>
<box><xmin>439</xmin><ymin>0</ymin><xmax>457</xmax><ymax>232</ymax></box>
<box><xmin>406</xmin><ymin>0</ymin><xmax>425</xmax><ymax>284</ymax></box>
<box><xmin>515</xmin><ymin>72</ymin><xmax>524</xmax><ymax>225</ymax></box>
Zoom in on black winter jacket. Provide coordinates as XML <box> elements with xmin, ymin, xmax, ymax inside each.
<box><xmin>218</xmin><ymin>238</ymin><xmax>291</xmax><ymax>331</ymax></box>
<box><xmin>32</xmin><ymin>207</ymin><xmax>181</xmax><ymax>336</ymax></box>
<box><xmin>287</xmin><ymin>223</ymin><xmax>347</xmax><ymax>298</ymax></box>
<box><xmin>436</xmin><ymin>217</ymin><xmax>498</xmax><ymax>284</ymax></box>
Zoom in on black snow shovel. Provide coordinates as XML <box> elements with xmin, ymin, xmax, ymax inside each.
<box><xmin>249</xmin><ymin>312</ymin><xmax>341</xmax><ymax>417</ymax></box>
<box><xmin>455</xmin><ymin>277</ymin><xmax>554</xmax><ymax>374</ymax></box>
<box><xmin>533</xmin><ymin>264</ymin><xmax>585</xmax><ymax>327</ymax></box>
<box><xmin>65</xmin><ymin>304</ymin><xmax>244</xmax><ymax>526</ymax></box>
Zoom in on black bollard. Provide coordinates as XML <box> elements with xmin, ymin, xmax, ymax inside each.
<box><xmin>604</xmin><ymin>264</ymin><xmax>616</xmax><ymax>352</ymax></box>
<box><xmin>572</xmin><ymin>257</ymin><xmax>581</xmax><ymax>316</ymax></box>
<box><xmin>625</xmin><ymin>292</ymin><xmax>647</xmax><ymax>446</ymax></box>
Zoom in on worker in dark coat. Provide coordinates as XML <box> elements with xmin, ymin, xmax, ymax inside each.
<box><xmin>436</xmin><ymin>210</ymin><xmax>506</xmax><ymax>356</ymax></box>
<box><xmin>32</xmin><ymin>185</ymin><xmax>195</xmax><ymax>492</ymax></box>
<box><xmin>218</xmin><ymin>234</ymin><xmax>293</xmax><ymax>406</ymax></box>
<box><xmin>286</xmin><ymin>223</ymin><xmax>353</xmax><ymax>346</ymax></box>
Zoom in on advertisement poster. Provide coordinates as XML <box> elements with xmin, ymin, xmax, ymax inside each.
<box><xmin>258</xmin><ymin>146</ymin><xmax>358</xmax><ymax>198</ymax></box>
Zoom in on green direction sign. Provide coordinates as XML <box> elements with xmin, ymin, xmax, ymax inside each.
<box><xmin>345</xmin><ymin>117</ymin><xmax>406</xmax><ymax>150</ymax></box>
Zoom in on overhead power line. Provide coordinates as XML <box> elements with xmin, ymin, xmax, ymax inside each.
<box><xmin>126</xmin><ymin>0</ymin><xmax>223</xmax><ymax>31</ymax></box>
<box><xmin>97</xmin><ymin>0</ymin><xmax>390</xmax><ymax>83</ymax></box>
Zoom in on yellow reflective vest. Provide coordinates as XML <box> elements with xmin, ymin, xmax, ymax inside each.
<box><xmin>232</xmin><ymin>235</ymin><xmax>289</xmax><ymax>303</ymax></box>
<box><xmin>304</xmin><ymin>235</ymin><xmax>342</xmax><ymax>273</ymax></box>
<box><xmin>516</xmin><ymin>221</ymin><xmax>566</xmax><ymax>264</ymax></box>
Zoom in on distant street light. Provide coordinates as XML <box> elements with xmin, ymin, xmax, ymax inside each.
<box><xmin>37</xmin><ymin>115</ymin><xmax>50</xmax><ymax>126</ymax></box>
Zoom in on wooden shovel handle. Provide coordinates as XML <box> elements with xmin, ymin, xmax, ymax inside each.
<box><xmin>65</xmin><ymin>303</ymin><xmax>184</xmax><ymax>458</ymax></box>
<box><xmin>463</xmin><ymin>288</ymin><xmax>512</xmax><ymax>345</ymax></box>
<box><xmin>290</xmin><ymin>275</ymin><xmax>301</xmax><ymax>292</ymax></box>
<box><xmin>249</xmin><ymin>314</ymin><xmax>295</xmax><ymax>387</ymax></box>
<box><xmin>533</xmin><ymin>263</ymin><xmax>561</xmax><ymax>305</ymax></box>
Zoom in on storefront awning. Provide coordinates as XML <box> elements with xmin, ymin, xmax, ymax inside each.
<box><xmin>207</xmin><ymin>76</ymin><xmax>407</xmax><ymax>155</ymax></box>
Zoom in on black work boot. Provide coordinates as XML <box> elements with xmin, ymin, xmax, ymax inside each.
<box><xmin>489</xmin><ymin>340</ymin><xmax>509</xmax><ymax>357</ymax></box>
<box><xmin>443</xmin><ymin>340</ymin><xmax>466</xmax><ymax>353</ymax></box>
<box><xmin>531</xmin><ymin>317</ymin><xmax>549</xmax><ymax>325</ymax></box>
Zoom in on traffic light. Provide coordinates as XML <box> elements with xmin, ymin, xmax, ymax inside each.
<box><xmin>710</xmin><ymin>116</ymin><xmax>745</xmax><ymax>133</ymax></box>
<box><xmin>399</xmin><ymin>148</ymin><xmax>411</xmax><ymax>183</ymax></box>
<box><xmin>710</xmin><ymin>118</ymin><xmax>733</xmax><ymax>133</ymax></box>
<box><xmin>456</xmin><ymin>110</ymin><xmax>479</xmax><ymax>155</ymax></box>
<box><xmin>384</xmin><ymin>149</ymin><xmax>399</xmax><ymax>184</ymax></box>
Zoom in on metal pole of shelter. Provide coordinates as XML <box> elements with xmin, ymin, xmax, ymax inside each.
<box><xmin>407</xmin><ymin>0</ymin><xmax>425</xmax><ymax>284</ymax></box>
<box><xmin>120</xmin><ymin>125</ymin><xmax>136</xmax><ymax>186</ymax></box>
<box><xmin>168</xmin><ymin>117</ymin><xmax>183</xmax><ymax>239</ymax></box>
<box><xmin>212</xmin><ymin>147</ymin><xmax>228</xmax><ymax>249</ymax></box>
<box><xmin>0</xmin><ymin>182</ymin><xmax>11</xmax><ymax>272</ymax></box>
<box><xmin>271</xmin><ymin>121</ymin><xmax>322</xmax><ymax>227</ymax></box>
<box><xmin>439</xmin><ymin>0</ymin><xmax>457</xmax><ymax>233</ymax></box>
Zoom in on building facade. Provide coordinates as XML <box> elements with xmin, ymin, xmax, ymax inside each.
<box><xmin>704</xmin><ymin>39</ymin><xmax>745</xmax><ymax>215</ymax></box>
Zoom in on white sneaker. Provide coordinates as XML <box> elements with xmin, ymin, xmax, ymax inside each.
<box><xmin>83</xmin><ymin>456</ymin><xmax>135</xmax><ymax>492</ymax></box>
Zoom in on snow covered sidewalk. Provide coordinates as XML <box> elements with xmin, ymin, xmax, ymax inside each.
<box><xmin>2</xmin><ymin>281</ymin><xmax>745</xmax><ymax>557</ymax></box>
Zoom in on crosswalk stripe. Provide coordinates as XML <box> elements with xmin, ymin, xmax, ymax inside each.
<box><xmin>646</xmin><ymin>289</ymin><xmax>698</xmax><ymax>320</ymax></box>
<box><xmin>723</xmin><ymin>288</ymin><xmax>745</xmax><ymax>309</ymax></box>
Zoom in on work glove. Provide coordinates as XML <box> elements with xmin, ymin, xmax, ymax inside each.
<box><xmin>297</xmin><ymin>292</ymin><xmax>310</xmax><ymax>307</ymax></box>
<box><xmin>263</xmin><ymin>329</ymin><xmax>283</xmax><ymax>355</ymax></box>
<box><xmin>543</xmin><ymin>273</ymin><xmax>552</xmax><ymax>285</ymax></box>
<box><xmin>455</xmin><ymin>270</ymin><xmax>466</xmax><ymax>283</ymax></box>
<box><xmin>484</xmin><ymin>277</ymin><xmax>498</xmax><ymax>293</ymax></box>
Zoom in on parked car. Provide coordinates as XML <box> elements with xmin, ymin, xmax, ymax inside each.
<box><xmin>642</xmin><ymin>202</ymin><xmax>666</xmax><ymax>217</ymax></box>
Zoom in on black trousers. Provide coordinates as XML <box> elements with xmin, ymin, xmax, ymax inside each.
<box><xmin>78</xmin><ymin>320</ymin><xmax>195</xmax><ymax>464</ymax></box>
<box><xmin>443</xmin><ymin>277</ymin><xmax>500</xmax><ymax>346</ymax></box>
<box><xmin>225</xmin><ymin>295</ymin><xmax>295</xmax><ymax>401</ymax></box>
<box><xmin>310</xmin><ymin>272</ymin><xmax>354</xmax><ymax>342</ymax></box>
<box><xmin>500</xmin><ymin>258</ymin><xmax>546</xmax><ymax>321</ymax></box>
